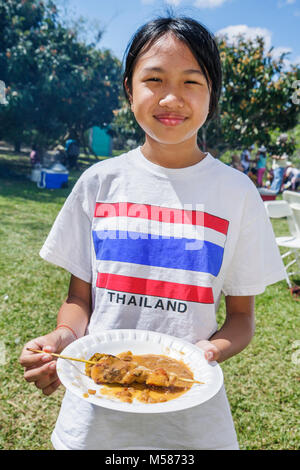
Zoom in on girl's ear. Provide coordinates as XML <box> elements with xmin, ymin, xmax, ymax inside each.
<box><xmin>124</xmin><ymin>77</ymin><xmax>133</xmax><ymax>107</ymax></box>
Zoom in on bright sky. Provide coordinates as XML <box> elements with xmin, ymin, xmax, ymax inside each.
<box><xmin>57</xmin><ymin>0</ymin><xmax>300</xmax><ymax>67</ymax></box>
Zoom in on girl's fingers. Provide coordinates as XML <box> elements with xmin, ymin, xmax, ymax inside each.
<box><xmin>27</xmin><ymin>352</ymin><xmax>53</xmax><ymax>368</ymax></box>
<box><xmin>205</xmin><ymin>350</ymin><xmax>214</xmax><ymax>361</ymax></box>
<box><xmin>196</xmin><ymin>340</ymin><xmax>220</xmax><ymax>362</ymax></box>
<box><xmin>42</xmin><ymin>378</ymin><xmax>61</xmax><ymax>396</ymax></box>
<box><xmin>34</xmin><ymin>365</ymin><xmax>58</xmax><ymax>390</ymax></box>
<box><xmin>20</xmin><ymin>333</ymin><xmax>65</xmax><ymax>396</ymax></box>
<box><xmin>19</xmin><ymin>341</ymin><xmax>52</xmax><ymax>368</ymax></box>
<box><xmin>42</xmin><ymin>345</ymin><xmax>55</xmax><ymax>353</ymax></box>
<box><xmin>195</xmin><ymin>339</ymin><xmax>211</xmax><ymax>352</ymax></box>
<box><xmin>24</xmin><ymin>360</ymin><xmax>57</xmax><ymax>383</ymax></box>
<box><xmin>204</xmin><ymin>345</ymin><xmax>220</xmax><ymax>362</ymax></box>
<box><xmin>204</xmin><ymin>349</ymin><xmax>218</xmax><ymax>361</ymax></box>
<box><xmin>23</xmin><ymin>359</ymin><xmax>60</xmax><ymax>396</ymax></box>
<box><xmin>35</xmin><ymin>371</ymin><xmax>57</xmax><ymax>391</ymax></box>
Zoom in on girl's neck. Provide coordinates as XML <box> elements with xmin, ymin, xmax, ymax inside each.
<box><xmin>140</xmin><ymin>136</ymin><xmax>206</xmax><ymax>169</ymax></box>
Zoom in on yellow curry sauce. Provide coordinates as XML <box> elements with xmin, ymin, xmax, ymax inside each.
<box><xmin>85</xmin><ymin>352</ymin><xmax>194</xmax><ymax>404</ymax></box>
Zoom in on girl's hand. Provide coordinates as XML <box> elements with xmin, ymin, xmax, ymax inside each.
<box><xmin>19</xmin><ymin>329</ymin><xmax>75</xmax><ymax>396</ymax></box>
<box><xmin>195</xmin><ymin>340</ymin><xmax>221</xmax><ymax>362</ymax></box>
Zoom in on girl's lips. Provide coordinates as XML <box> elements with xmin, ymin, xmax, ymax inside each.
<box><xmin>154</xmin><ymin>115</ymin><xmax>187</xmax><ymax>126</ymax></box>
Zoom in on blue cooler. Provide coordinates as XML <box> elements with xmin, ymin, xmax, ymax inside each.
<box><xmin>38</xmin><ymin>163</ymin><xmax>69</xmax><ymax>189</ymax></box>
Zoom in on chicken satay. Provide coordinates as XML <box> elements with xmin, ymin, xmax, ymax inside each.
<box><xmin>90</xmin><ymin>357</ymin><xmax>166</xmax><ymax>386</ymax></box>
<box><xmin>87</xmin><ymin>352</ymin><xmax>193</xmax><ymax>389</ymax></box>
<box><xmin>86</xmin><ymin>352</ymin><xmax>134</xmax><ymax>378</ymax></box>
<box><xmin>120</xmin><ymin>366</ymin><xmax>191</xmax><ymax>388</ymax></box>
<box><xmin>90</xmin><ymin>359</ymin><xmax>186</xmax><ymax>388</ymax></box>
<box><xmin>145</xmin><ymin>368</ymin><xmax>170</xmax><ymax>387</ymax></box>
<box><xmin>85</xmin><ymin>353</ymin><xmax>116</xmax><ymax>378</ymax></box>
<box><xmin>90</xmin><ymin>355</ymin><xmax>138</xmax><ymax>385</ymax></box>
<box><xmin>119</xmin><ymin>365</ymin><xmax>150</xmax><ymax>385</ymax></box>
<box><xmin>116</xmin><ymin>351</ymin><xmax>134</xmax><ymax>361</ymax></box>
<box><xmin>145</xmin><ymin>368</ymin><xmax>192</xmax><ymax>388</ymax></box>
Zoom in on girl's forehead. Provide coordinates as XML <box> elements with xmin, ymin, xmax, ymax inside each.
<box><xmin>134</xmin><ymin>33</ymin><xmax>200</xmax><ymax>71</ymax></box>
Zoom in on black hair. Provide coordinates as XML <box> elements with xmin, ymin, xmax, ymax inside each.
<box><xmin>122</xmin><ymin>16</ymin><xmax>222</xmax><ymax>121</ymax></box>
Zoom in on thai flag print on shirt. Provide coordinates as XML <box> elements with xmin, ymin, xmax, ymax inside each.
<box><xmin>92</xmin><ymin>202</ymin><xmax>229</xmax><ymax>305</ymax></box>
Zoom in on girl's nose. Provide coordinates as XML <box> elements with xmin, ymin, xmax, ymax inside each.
<box><xmin>159</xmin><ymin>90</ymin><xmax>184</xmax><ymax>108</ymax></box>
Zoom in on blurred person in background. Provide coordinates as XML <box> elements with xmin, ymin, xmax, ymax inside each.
<box><xmin>283</xmin><ymin>162</ymin><xmax>300</xmax><ymax>191</ymax></box>
<box><xmin>240</xmin><ymin>145</ymin><xmax>253</xmax><ymax>175</ymax></box>
<box><xmin>255</xmin><ymin>145</ymin><xmax>267</xmax><ymax>188</ymax></box>
<box><xmin>230</xmin><ymin>153</ymin><xmax>244</xmax><ymax>172</ymax></box>
<box><xmin>269</xmin><ymin>152</ymin><xmax>288</xmax><ymax>193</ymax></box>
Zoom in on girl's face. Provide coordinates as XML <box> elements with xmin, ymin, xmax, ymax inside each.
<box><xmin>126</xmin><ymin>33</ymin><xmax>211</xmax><ymax>147</ymax></box>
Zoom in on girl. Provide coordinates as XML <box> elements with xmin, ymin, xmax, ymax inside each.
<box><xmin>19</xmin><ymin>16</ymin><xmax>285</xmax><ymax>450</ymax></box>
<box><xmin>255</xmin><ymin>146</ymin><xmax>267</xmax><ymax>187</ymax></box>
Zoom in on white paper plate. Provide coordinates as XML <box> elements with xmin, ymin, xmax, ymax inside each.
<box><xmin>56</xmin><ymin>329</ymin><xmax>223</xmax><ymax>413</ymax></box>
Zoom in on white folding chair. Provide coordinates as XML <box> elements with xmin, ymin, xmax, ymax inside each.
<box><xmin>264</xmin><ymin>200</ymin><xmax>300</xmax><ymax>288</ymax></box>
<box><xmin>282</xmin><ymin>191</ymin><xmax>300</xmax><ymax>234</ymax></box>
<box><xmin>282</xmin><ymin>190</ymin><xmax>300</xmax><ymax>206</ymax></box>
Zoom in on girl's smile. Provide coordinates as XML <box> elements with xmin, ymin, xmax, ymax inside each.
<box><xmin>154</xmin><ymin>113</ymin><xmax>187</xmax><ymax>127</ymax></box>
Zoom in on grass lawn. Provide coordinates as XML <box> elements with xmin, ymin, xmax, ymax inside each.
<box><xmin>0</xmin><ymin>149</ymin><xmax>299</xmax><ymax>450</ymax></box>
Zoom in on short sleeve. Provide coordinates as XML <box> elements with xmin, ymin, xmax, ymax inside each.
<box><xmin>222</xmin><ymin>187</ymin><xmax>286</xmax><ymax>296</ymax></box>
<box><xmin>39</xmin><ymin>179</ymin><xmax>93</xmax><ymax>283</ymax></box>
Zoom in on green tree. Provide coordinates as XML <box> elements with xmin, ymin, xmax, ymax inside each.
<box><xmin>30</xmin><ymin>26</ymin><xmax>122</xmax><ymax>152</ymax></box>
<box><xmin>109</xmin><ymin>97</ymin><xmax>144</xmax><ymax>150</ymax></box>
<box><xmin>199</xmin><ymin>35</ymin><xmax>300</xmax><ymax>154</ymax></box>
<box><xmin>0</xmin><ymin>0</ymin><xmax>122</xmax><ymax>152</ymax></box>
<box><xmin>0</xmin><ymin>0</ymin><xmax>47</xmax><ymax>150</ymax></box>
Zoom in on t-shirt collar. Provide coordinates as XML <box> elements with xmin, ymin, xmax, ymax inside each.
<box><xmin>128</xmin><ymin>146</ymin><xmax>215</xmax><ymax>179</ymax></box>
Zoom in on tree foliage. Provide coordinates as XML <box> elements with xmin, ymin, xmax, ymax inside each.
<box><xmin>0</xmin><ymin>0</ymin><xmax>122</xmax><ymax>151</ymax></box>
<box><xmin>1</xmin><ymin>2</ymin><xmax>299</xmax><ymax>155</ymax></box>
<box><xmin>200</xmin><ymin>35</ymin><xmax>300</xmax><ymax>154</ymax></box>
<box><xmin>111</xmin><ymin>34</ymin><xmax>300</xmax><ymax>153</ymax></box>
<box><xmin>109</xmin><ymin>97</ymin><xmax>144</xmax><ymax>150</ymax></box>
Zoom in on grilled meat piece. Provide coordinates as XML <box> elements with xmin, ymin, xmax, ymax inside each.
<box><xmin>90</xmin><ymin>355</ymin><xmax>137</xmax><ymax>385</ymax></box>
<box><xmin>88</xmin><ymin>354</ymin><xmax>187</xmax><ymax>388</ymax></box>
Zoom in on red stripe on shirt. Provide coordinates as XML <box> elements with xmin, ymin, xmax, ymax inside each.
<box><xmin>94</xmin><ymin>202</ymin><xmax>229</xmax><ymax>235</ymax></box>
<box><xmin>97</xmin><ymin>272</ymin><xmax>214</xmax><ymax>304</ymax></box>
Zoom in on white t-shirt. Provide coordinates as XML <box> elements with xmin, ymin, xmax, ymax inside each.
<box><xmin>40</xmin><ymin>147</ymin><xmax>286</xmax><ymax>450</ymax></box>
<box><xmin>286</xmin><ymin>167</ymin><xmax>300</xmax><ymax>179</ymax></box>
<box><xmin>240</xmin><ymin>150</ymin><xmax>251</xmax><ymax>171</ymax></box>
<box><xmin>272</xmin><ymin>156</ymin><xmax>288</xmax><ymax>170</ymax></box>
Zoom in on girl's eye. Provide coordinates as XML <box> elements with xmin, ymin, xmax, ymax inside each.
<box><xmin>185</xmin><ymin>81</ymin><xmax>199</xmax><ymax>85</ymax></box>
<box><xmin>146</xmin><ymin>78</ymin><xmax>161</xmax><ymax>82</ymax></box>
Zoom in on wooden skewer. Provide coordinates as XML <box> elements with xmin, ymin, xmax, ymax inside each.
<box><xmin>26</xmin><ymin>348</ymin><xmax>97</xmax><ymax>365</ymax></box>
<box><xmin>169</xmin><ymin>373</ymin><xmax>204</xmax><ymax>385</ymax></box>
<box><xmin>26</xmin><ymin>348</ymin><xmax>204</xmax><ymax>384</ymax></box>
<box><xmin>178</xmin><ymin>378</ymin><xmax>204</xmax><ymax>385</ymax></box>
